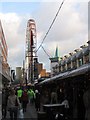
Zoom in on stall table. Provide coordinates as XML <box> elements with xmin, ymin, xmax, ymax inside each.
<box><xmin>43</xmin><ymin>104</ymin><xmax>65</xmax><ymax>120</ymax></box>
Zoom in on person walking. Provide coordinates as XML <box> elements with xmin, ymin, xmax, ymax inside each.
<box><xmin>34</xmin><ymin>90</ymin><xmax>41</xmax><ymax>111</ymax></box>
<box><xmin>7</xmin><ymin>88</ymin><xmax>20</xmax><ymax>120</ymax></box>
<box><xmin>27</xmin><ymin>88</ymin><xmax>35</xmax><ymax>104</ymax></box>
<box><xmin>2</xmin><ymin>87</ymin><xmax>10</xmax><ymax>119</ymax></box>
<box><xmin>83</xmin><ymin>82</ymin><xmax>90</xmax><ymax>120</ymax></box>
<box><xmin>17</xmin><ymin>87</ymin><xmax>23</xmax><ymax>103</ymax></box>
<box><xmin>21</xmin><ymin>89</ymin><xmax>28</xmax><ymax>112</ymax></box>
<box><xmin>51</xmin><ymin>89</ymin><xmax>57</xmax><ymax>104</ymax></box>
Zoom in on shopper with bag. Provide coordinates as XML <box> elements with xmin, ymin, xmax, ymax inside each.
<box><xmin>7</xmin><ymin>88</ymin><xmax>21</xmax><ymax>120</ymax></box>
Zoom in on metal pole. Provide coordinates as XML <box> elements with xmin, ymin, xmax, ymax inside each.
<box><xmin>30</xmin><ymin>30</ymin><xmax>33</xmax><ymax>83</ymax></box>
<box><xmin>25</xmin><ymin>77</ymin><xmax>27</xmax><ymax>87</ymax></box>
<box><xmin>23</xmin><ymin>60</ymin><xmax>25</xmax><ymax>83</ymax></box>
<box><xmin>31</xmin><ymin>46</ymin><xmax>33</xmax><ymax>83</ymax></box>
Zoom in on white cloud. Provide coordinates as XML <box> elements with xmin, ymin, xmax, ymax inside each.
<box><xmin>0</xmin><ymin>13</ymin><xmax>26</xmax><ymax>69</ymax></box>
<box><xmin>35</xmin><ymin>1</ymin><xmax>88</xmax><ymax>71</ymax></box>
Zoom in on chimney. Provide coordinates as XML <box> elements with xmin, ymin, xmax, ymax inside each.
<box><xmin>74</xmin><ymin>49</ymin><xmax>80</xmax><ymax>52</ymax></box>
<box><xmin>69</xmin><ymin>52</ymin><xmax>74</xmax><ymax>56</ymax></box>
<box><xmin>80</xmin><ymin>44</ymin><xmax>87</xmax><ymax>49</ymax></box>
<box><xmin>64</xmin><ymin>55</ymin><xmax>69</xmax><ymax>59</ymax></box>
<box><xmin>87</xmin><ymin>40</ymin><xmax>90</xmax><ymax>45</ymax></box>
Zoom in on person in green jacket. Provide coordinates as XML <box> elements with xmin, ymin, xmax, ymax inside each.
<box><xmin>17</xmin><ymin>88</ymin><xmax>23</xmax><ymax>103</ymax></box>
<box><xmin>27</xmin><ymin>89</ymin><xmax>35</xmax><ymax>104</ymax></box>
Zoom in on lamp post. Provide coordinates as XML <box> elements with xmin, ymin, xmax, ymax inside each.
<box><xmin>25</xmin><ymin>72</ymin><xmax>27</xmax><ymax>87</ymax></box>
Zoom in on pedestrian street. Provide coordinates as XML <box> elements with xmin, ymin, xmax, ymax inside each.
<box><xmin>2</xmin><ymin>103</ymin><xmax>37</xmax><ymax>120</ymax></box>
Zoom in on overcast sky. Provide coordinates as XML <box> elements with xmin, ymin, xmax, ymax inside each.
<box><xmin>0</xmin><ymin>0</ymin><xmax>89</xmax><ymax>71</ymax></box>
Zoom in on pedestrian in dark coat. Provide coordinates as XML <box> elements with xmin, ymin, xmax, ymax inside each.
<box><xmin>83</xmin><ymin>82</ymin><xmax>90</xmax><ymax>120</ymax></box>
<box><xmin>51</xmin><ymin>90</ymin><xmax>57</xmax><ymax>104</ymax></box>
<box><xmin>21</xmin><ymin>89</ymin><xmax>28</xmax><ymax>112</ymax></box>
<box><xmin>35</xmin><ymin>90</ymin><xmax>41</xmax><ymax>111</ymax></box>
<box><xmin>2</xmin><ymin>87</ymin><xmax>10</xmax><ymax>119</ymax></box>
<box><xmin>7</xmin><ymin>88</ymin><xmax>20</xmax><ymax>120</ymax></box>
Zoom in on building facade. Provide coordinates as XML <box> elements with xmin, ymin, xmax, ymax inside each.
<box><xmin>0</xmin><ymin>20</ymin><xmax>11</xmax><ymax>87</ymax></box>
<box><xmin>50</xmin><ymin>41</ymin><xmax>90</xmax><ymax>76</ymax></box>
<box><xmin>16</xmin><ymin>67</ymin><xmax>23</xmax><ymax>82</ymax></box>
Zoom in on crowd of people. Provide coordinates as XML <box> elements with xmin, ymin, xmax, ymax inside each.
<box><xmin>2</xmin><ymin>82</ymin><xmax>90</xmax><ymax>120</ymax></box>
<box><xmin>2</xmin><ymin>86</ymin><xmax>41</xmax><ymax>120</ymax></box>
<box><xmin>39</xmin><ymin>84</ymin><xmax>90</xmax><ymax>120</ymax></box>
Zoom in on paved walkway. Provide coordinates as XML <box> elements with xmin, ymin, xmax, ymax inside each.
<box><xmin>0</xmin><ymin>105</ymin><xmax>2</xmax><ymax>120</ymax></box>
<box><xmin>2</xmin><ymin>103</ymin><xmax>38</xmax><ymax>120</ymax></box>
<box><xmin>24</xmin><ymin>103</ymin><xmax>37</xmax><ymax>119</ymax></box>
